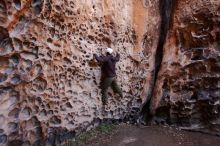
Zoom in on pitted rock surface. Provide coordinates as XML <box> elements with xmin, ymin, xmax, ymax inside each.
<box><xmin>0</xmin><ymin>0</ymin><xmax>160</xmax><ymax>145</ymax></box>
<box><xmin>150</xmin><ymin>0</ymin><xmax>220</xmax><ymax>135</ymax></box>
<box><xmin>0</xmin><ymin>0</ymin><xmax>220</xmax><ymax>145</ymax></box>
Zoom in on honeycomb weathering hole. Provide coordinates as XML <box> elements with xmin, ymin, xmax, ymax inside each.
<box><xmin>0</xmin><ymin>0</ymin><xmax>219</xmax><ymax>145</ymax></box>
<box><xmin>32</xmin><ymin>0</ymin><xmax>42</xmax><ymax>6</ymax></box>
<box><xmin>25</xmin><ymin>77</ymin><xmax>47</xmax><ymax>96</ymax></box>
<box><xmin>0</xmin><ymin>73</ymin><xmax>7</xmax><ymax>83</ymax></box>
<box><xmin>13</xmin><ymin>0</ymin><xmax>21</xmax><ymax>10</ymax></box>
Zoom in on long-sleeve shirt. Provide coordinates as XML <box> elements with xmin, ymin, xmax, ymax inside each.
<box><xmin>94</xmin><ymin>53</ymin><xmax>120</xmax><ymax>77</ymax></box>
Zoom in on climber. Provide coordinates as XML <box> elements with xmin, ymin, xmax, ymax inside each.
<box><xmin>94</xmin><ymin>48</ymin><xmax>123</xmax><ymax>105</ymax></box>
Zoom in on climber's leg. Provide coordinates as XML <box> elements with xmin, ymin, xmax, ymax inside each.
<box><xmin>101</xmin><ymin>77</ymin><xmax>113</xmax><ymax>105</ymax></box>
<box><xmin>111</xmin><ymin>78</ymin><xmax>123</xmax><ymax>98</ymax></box>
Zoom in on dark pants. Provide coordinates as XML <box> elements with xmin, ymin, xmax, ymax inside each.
<box><xmin>101</xmin><ymin>77</ymin><xmax>123</xmax><ymax>104</ymax></box>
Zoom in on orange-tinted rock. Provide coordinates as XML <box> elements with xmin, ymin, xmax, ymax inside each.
<box><xmin>1</xmin><ymin>0</ymin><xmax>219</xmax><ymax>145</ymax></box>
<box><xmin>150</xmin><ymin>0</ymin><xmax>220</xmax><ymax>135</ymax></box>
<box><xmin>0</xmin><ymin>0</ymin><xmax>160</xmax><ymax>145</ymax></box>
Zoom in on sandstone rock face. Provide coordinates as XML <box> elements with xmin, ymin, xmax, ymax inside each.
<box><xmin>150</xmin><ymin>0</ymin><xmax>220</xmax><ymax>135</ymax></box>
<box><xmin>1</xmin><ymin>0</ymin><xmax>220</xmax><ymax>145</ymax></box>
<box><xmin>0</xmin><ymin>0</ymin><xmax>160</xmax><ymax>145</ymax></box>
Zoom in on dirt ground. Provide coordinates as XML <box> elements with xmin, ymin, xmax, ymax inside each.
<box><xmin>79</xmin><ymin>125</ymin><xmax>220</xmax><ymax>146</ymax></box>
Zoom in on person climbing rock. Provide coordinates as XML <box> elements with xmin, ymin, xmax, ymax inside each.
<box><xmin>94</xmin><ymin>48</ymin><xmax>123</xmax><ymax>105</ymax></box>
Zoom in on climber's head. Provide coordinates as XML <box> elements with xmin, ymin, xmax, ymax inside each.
<box><xmin>106</xmin><ymin>47</ymin><xmax>113</xmax><ymax>55</ymax></box>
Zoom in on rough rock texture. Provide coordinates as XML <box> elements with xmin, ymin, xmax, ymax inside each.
<box><xmin>0</xmin><ymin>0</ymin><xmax>220</xmax><ymax>145</ymax></box>
<box><xmin>150</xmin><ymin>0</ymin><xmax>220</xmax><ymax>136</ymax></box>
<box><xmin>0</xmin><ymin>0</ymin><xmax>160</xmax><ymax>145</ymax></box>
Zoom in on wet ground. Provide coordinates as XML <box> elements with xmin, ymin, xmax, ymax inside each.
<box><xmin>80</xmin><ymin>125</ymin><xmax>220</xmax><ymax>146</ymax></box>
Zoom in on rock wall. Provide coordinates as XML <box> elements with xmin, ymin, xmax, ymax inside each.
<box><xmin>1</xmin><ymin>0</ymin><xmax>219</xmax><ymax>145</ymax></box>
<box><xmin>150</xmin><ymin>0</ymin><xmax>220</xmax><ymax>135</ymax></box>
<box><xmin>0</xmin><ymin>0</ymin><xmax>160</xmax><ymax>145</ymax></box>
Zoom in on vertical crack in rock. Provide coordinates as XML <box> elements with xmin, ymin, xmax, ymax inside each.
<box><xmin>140</xmin><ymin>0</ymin><xmax>175</xmax><ymax>122</ymax></box>
<box><xmin>1</xmin><ymin>0</ymin><xmax>219</xmax><ymax>144</ymax></box>
<box><xmin>150</xmin><ymin>0</ymin><xmax>220</xmax><ymax>135</ymax></box>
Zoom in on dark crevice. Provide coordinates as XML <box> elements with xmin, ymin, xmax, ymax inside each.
<box><xmin>140</xmin><ymin>0</ymin><xmax>176</xmax><ymax>123</ymax></box>
<box><xmin>32</xmin><ymin>0</ymin><xmax>44</xmax><ymax>15</ymax></box>
<box><xmin>32</xmin><ymin>0</ymin><xmax>42</xmax><ymax>6</ymax></box>
<box><xmin>13</xmin><ymin>0</ymin><xmax>21</xmax><ymax>9</ymax></box>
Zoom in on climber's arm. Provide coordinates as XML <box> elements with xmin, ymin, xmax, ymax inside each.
<box><xmin>94</xmin><ymin>54</ymin><xmax>108</xmax><ymax>63</ymax></box>
<box><xmin>114</xmin><ymin>53</ymin><xmax>120</xmax><ymax>62</ymax></box>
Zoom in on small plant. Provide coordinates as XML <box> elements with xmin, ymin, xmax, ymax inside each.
<box><xmin>77</xmin><ymin>132</ymin><xmax>93</xmax><ymax>142</ymax></box>
<box><xmin>96</xmin><ymin>123</ymin><xmax>115</xmax><ymax>134</ymax></box>
<box><xmin>63</xmin><ymin>124</ymin><xmax>116</xmax><ymax>146</ymax></box>
<box><xmin>65</xmin><ymin>140</ymin><xmax>75</xmax><ymax>146</ymax></box>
